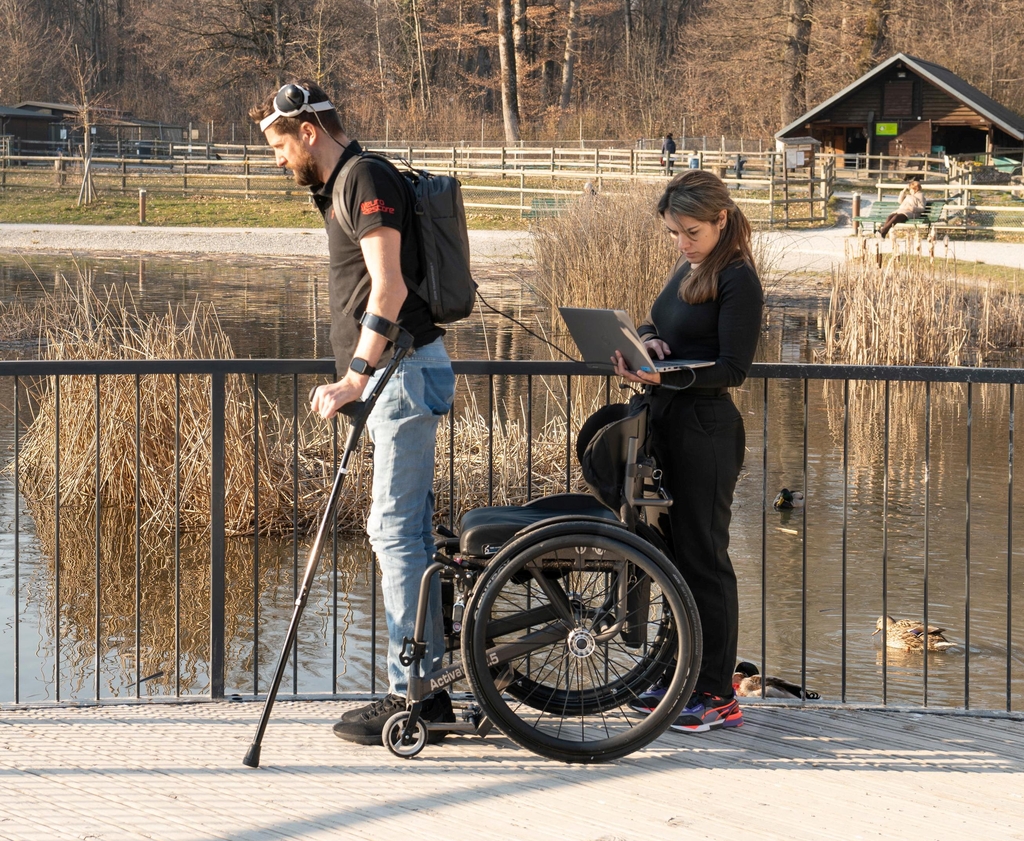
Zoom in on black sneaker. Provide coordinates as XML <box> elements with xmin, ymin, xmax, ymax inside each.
<box><xmin>332</xmin><ymin>691</ymin><xmax>456</xmax><ymax>746</ymax></box>
<box><xmin>332</xmin><ymin>694</ymin><xmax>406</xmax><ymax>745</ymax></box>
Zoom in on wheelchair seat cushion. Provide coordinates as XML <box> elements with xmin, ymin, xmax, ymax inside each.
<box><xmin>458</xmin><ymin>493</ymin><xmax>620</xmax><ymax>557</ymax></box>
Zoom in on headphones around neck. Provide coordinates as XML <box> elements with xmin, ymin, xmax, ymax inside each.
<box><xmin>259</xmin><ymin>84</ymin><xmax>335</xmax><ymax>132</ymax></box>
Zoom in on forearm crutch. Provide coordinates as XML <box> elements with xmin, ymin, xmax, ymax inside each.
<box><xmin>244</xmin><ymin>316</ymin><xmax>414</xmax><ymax>768</ymax></box>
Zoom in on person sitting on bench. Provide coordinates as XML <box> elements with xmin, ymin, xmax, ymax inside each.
<box><xmin>878</xmin><ymin>179</ymin><xmax>925</xmax><ymax>237</ymax></box>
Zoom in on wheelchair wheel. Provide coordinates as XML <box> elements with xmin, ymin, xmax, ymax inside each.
<box><xmin>461</xmin><ymin>521</ymin><xmax>700</xmax><ymax>763</ymax></box>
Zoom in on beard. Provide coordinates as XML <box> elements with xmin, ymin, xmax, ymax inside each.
<box><xmin>291</xmin><ymin>148</ymin><xmax>321</xmax><ymax>188</ymax></box>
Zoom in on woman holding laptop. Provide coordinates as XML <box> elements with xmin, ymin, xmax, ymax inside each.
<box><xmin>613</xmin><ymin>169</ymin><xmax>763</xmax><ymax>733</ymax></box>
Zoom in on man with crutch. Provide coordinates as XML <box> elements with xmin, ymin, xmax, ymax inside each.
<box><xmin>249</xmin><ymin>81</ymin><xmax>456</xmax><ymax>746</ymax></box>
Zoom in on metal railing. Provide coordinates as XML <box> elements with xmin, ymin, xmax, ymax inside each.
<box><xmin>1</xmin><ymin>359</ymin><xmax>1022</xmax><ymax>712</ymax></box>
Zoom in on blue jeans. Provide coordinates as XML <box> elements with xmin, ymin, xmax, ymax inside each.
<box><xmin>363</xmin><ymin>338</ymin><xmax>455</xmax><ymax>695</ymax></box>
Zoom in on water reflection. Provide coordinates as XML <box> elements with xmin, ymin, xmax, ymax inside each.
<box><xmin>1</xmin><ymin>253</ymin><xmax>1023</xmax><ymax>710</ymax></box>
<box><xmin>732</xmin><ymin>377</ymin><xmax>1024</xmax><ymax>710</ymax></box>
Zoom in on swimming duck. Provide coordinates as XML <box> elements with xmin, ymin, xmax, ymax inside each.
<box><xmin>773</xmin><ymin>488</ymin><xmax>805</xmax><ymax>510</ymax></box>
<box><xmin>873</xmin><ymin>616</ymin><xmax>955</xmax><ymax>651</ymax></box>
<box><xmin>732</xmin><ymin>661</ymin><xmax>820</xmax><ymax>699</ymax></box>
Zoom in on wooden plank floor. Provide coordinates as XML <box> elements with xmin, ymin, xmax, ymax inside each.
<box><xmin>1</xmin><ymin>700</ymin><xmax>1022</xmax><ymax>840</ymax></box>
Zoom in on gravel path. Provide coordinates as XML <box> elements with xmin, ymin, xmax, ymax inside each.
<box><xmin>0</xmin><ymin>223</ymin><xmax>534</xmax><ymax>264</ymax></box>
<box><xmin>1</xmin><ymin>222</ymin><xmax>1019</xmax><ymax>274</ymax></box>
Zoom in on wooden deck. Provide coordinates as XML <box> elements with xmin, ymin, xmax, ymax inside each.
<box><xmin>1</xmin><ymin>700</ymin><xmax>1022</xmax><ymax>840</ymax></box>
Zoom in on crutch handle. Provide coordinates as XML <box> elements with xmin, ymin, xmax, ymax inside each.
<box><xmin>307</xmin><ymin>384</ymin><xmax>365</xmax><ymax>416</ymax></box>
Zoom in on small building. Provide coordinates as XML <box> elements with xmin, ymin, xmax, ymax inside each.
<box><xmin>0</xmin><ymin>105</ymin><xmax>62</xmax><ymax>145</ymax></box>
<box><xmin>777</xmin><ymin>53</ymin><xmax>1024</xmax><ymax>167</ymax></box>
<box><xmin>776</xmin><ymin>136</ymin><xmax>821</xmax><ymax>169</ymax></box>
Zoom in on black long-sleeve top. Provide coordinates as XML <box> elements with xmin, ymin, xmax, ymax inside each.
<box><xmin>637</xmin><ymin>258</ymin><xmax>763</xmax><ymax>390</ymax></box>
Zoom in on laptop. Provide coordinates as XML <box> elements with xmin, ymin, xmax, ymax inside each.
<box><xmin>559</xmin><ymin>307</ymin><xmax>716</xmax><ymax>374</ymax></box>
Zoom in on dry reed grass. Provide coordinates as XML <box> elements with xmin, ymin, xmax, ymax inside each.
<box><xmin>821</xmin><ymin>253</ymin><xmax>1024</xmax><ymax>366</ymax></box>
<box><xmin>6</xmin><ymin>278</ymin><xmax>338</xmax><ymax>537</ymax></box>
<box><xmin>529</xmin><ymin>181</ymin><xmax>781</xmax><ymax>358</ymax></box>
<box><xmin>4</xmin><ymin>276</ymin><xmax>615</xmax><ymax>544</ymax></box>
<box><xmin>530</xmin><ymin>182</ymin><xmax>674</xmax><ymax>331</ymax></box>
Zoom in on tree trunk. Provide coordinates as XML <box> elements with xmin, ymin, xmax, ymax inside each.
<box><xmin>623</xmin><ymin>0</ymin><xmax>631</xmax><ymax>67</ymax></box>
<box><xmin>559</xmin><ymin>0</ymin><xmax>580</xmax><ymax>113</ymax></box>
<box><xmin>497</xmin><ymin>0</ymin><xmax>521</xmax><ymax>141</ymax></box>
<box><xmin>513</xmin><ymin>0</ymin><xmax>528</xmax><ymax>109</ymax></box>
<box><xmin>858</xmin><ymin>0</ymin><xmax>889</xmax><ymax>74</ymax></box>
<box><xmin>273</xmin><ymin>0</ymin><xmax>286</xmax><ymax>88</ymax></box>
<box><xmin>782</xmin><ymin>0</ymin><xmax>813</xmax><ymax>125</ymax></box>
<box><xmin>411</xmin><ymin>0</ymin><xmax>431</xmax><ymax>110</ymax></box>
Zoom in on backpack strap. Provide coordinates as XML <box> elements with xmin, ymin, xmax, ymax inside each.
<box><xmin>330</xmin><ymin>153</ymin><xmax>367</xmax><ymax>240</ymax></box>
<box><xmin>331</xmin><ymin>151</ymin><xmax>414</xmax><ymax>238</ymax></box>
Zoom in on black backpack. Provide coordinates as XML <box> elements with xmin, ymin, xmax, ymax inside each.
<box><xmin>333</xmin><ymin>152</ymin><xmax>477</xmax><ymax>324</ymax></box>
<box><xmin>576</xmin><ymin>396</ymin><xmax>652</xmax><ymax>513</ymax></box>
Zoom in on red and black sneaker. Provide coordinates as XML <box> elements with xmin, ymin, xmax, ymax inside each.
<box><xmin>669</xmin><ymin>693</ymin><xmax>743</xmax><ymax>733</ymax></box>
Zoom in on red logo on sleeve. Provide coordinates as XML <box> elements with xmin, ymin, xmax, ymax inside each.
<box><xmin>360</xmin><ymin>199</ymin><xmax>394</xmax><ymax>215</ymax></box>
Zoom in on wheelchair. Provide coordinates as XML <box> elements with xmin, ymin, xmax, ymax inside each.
<box><xmin>383</xmin><ymin>397</ymin><xmax>703</xmax><ymax>764</ymax></box>
<box><xmin>244</xmin><ymin>320</ymin><xmax>701</xmax><ymax>769</ymax></box>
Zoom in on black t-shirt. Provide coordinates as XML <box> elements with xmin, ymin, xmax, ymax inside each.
<box><xmin>637</xmin><ymin>258</ymin><xmax>763</xmax><ymax>390</ymax></box>
<box><xmin>312</xmin><ymin>140</ymin><xmax>443</xmax><ymax>377</ymax></box>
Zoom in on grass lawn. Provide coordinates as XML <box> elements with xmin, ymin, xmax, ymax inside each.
<box><xmin>0</xmin><ymin>186</ymin><xmax>530</xmax><ymax>229</ymax></box>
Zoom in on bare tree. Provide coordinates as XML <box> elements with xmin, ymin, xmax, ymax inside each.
<box><xmin>559</xmin><ymin>0</ymin><xmax>581</xmax><ymax>113</ymax></box>
<box><xmin>497</xmin><ymin>0</ymin><xmax>521</xmax><ymax>140</ymax></box>
<box><xmin>858</xmin><ymin>0</ymin><xmax>889</xmax><ymax>73</ymax></box>
<box><xmin>513</xmin><ymin>0</ymin><xmax>529</xmax><ymax>107</ymax></box>
<box><xmin>0</xmin><ymin>0</ymin><xmax>51</xmax><ymax>102</ymax></box>
<box><xmin>782</xmin><ymin>0</ymin><xmax>813</xmax><ymax>124</ymax></box>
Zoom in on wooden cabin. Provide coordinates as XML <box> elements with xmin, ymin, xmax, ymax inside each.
<box><xmin>777</xmin><ymin>53</ymin><xmax>1024</xmax><ymax>169</ymax></box>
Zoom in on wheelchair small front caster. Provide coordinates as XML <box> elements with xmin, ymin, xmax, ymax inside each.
<box><xmin>383</xmin><ymin>711</ymin><xmax>428</xmax><ymax>758</ymax></box>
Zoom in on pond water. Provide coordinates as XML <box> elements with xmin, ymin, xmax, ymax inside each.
<box><xmin>1</xmin><ymin>252</ymin><xmax>1022</xmax><ymax>710</ymax></box>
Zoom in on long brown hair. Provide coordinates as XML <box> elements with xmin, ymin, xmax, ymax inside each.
<box><xmin>657</xmin><ymin>169</ymin><xmax>755</xmax><ymax>304</ymax></box>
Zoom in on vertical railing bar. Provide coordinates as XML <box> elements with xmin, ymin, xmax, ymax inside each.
<box><xmin>94</xmin><ymin>375</ymin><xmax>101</xmax><ymax>701</ymax></box>
<box><xmin>488</xmin><ymin>374</ymin><xmax>495</xmax><ymax>507</ymax></box>
<box><xmin>292</xmin><ymin>373</ymin><xmax>299</xmax><ymax>694</ymax></box>
<box><xmin>801</xmin><ymin>378</ymin><xmax>808</xmax><ymax>699</ymax></box>
<box><xmin>13</xmin><ymin>377</ymin><xmax>21</xmax><ymax>705</ymax></box>
<box><xmin>965</xmin><ymin>382</ymin><xmax>973</xmax><ymax>710</ymax></box>
<box><xmin>54</xmin><ymin>375</ymin><xmax>61</xmax><ymax>703</ymax></box>
<box><xmin>1007</xmin><ymin>383</ymin><xmax>1015</xmax><ymax>712</ymax></box>
<box><xmin>841</xmin><ymin>379</ymin><xmax>849</xmax><ymax>703</ymax></box>
<box><xmin>135</xmin><ymin>373</ymin><xmax>142</xmax><ymax>699</ymax></box>
<box><xmin>882</xmin><ymin>380</ymin><xmax>890</xmax><ymax>705</ymax></box>
<box><xmin>760</xmin><ymin>377</ymin><xmax>768</xmax><ymax>698</ymax></box>
<box><xmin>209</xmin><ymin>372</ymin><xmax>227</xmax><ymax>700</ymax></box>
<box><xmin>526</xmin><ymin>376</ymin><xmax>534</xmax><ymax>502</ymax></box>
<box><xmin>252</xmin><ymin>374</ymin><xmax>261</xmax><ymax>696</ymax></box>
<box><xmin>923</xmin><ymin>380</ymin><xmax>931</xmax><ymax>706</ymax></box>
<box><xmin>565</xmin><ymin>375</ymin><xmax>572</xmax><ymax>493</ymax></box>
<box><xmin>174</xmin><ymin>374</ymin><xmax>182</xmax><ymax>698</ymax></box>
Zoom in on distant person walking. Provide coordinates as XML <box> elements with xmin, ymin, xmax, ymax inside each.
<box><xmin>662</xmin><ymin>133</ymin><xmax>677</xmax><ymax>175</ymax></box>
<box><xmin>878</xmin><ymin>179</ymin><xmax>925</xmax><ymax>237</ymax></box>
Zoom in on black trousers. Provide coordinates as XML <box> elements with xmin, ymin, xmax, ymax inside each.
<box><xmin>650</xmin><ymin>390</ymin><xmax>744</xmax><ymax>697</ymax></box>
<box><xmin>879</xmin><ymin>212</ymin><xmax>908</xmax><ymax>237</ymax></box>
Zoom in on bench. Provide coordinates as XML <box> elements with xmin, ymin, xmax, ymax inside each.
<box><xmin>853</xmin><ymin>200</ymin><xmax>947</xmax><ymax>235</ymax></box>
<box><xmin>852</xmin><ymin>201</ymin><xmax>899</xmax><ymax>234</ymax></box>
<box><xmin>525</xmin><ymin>197</ymin><xmax>571</xmax><ymax>219</ymax></box>
<box><xmin>893</xmin><ymin>201</ymin><xmax>948</xmax><ymax>232</ymax></box>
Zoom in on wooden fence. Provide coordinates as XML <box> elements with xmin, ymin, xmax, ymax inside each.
<box><xmin>0</xmin><ymin>143</ymin><xmax>838</xmax><ymax>225</ymax></box>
